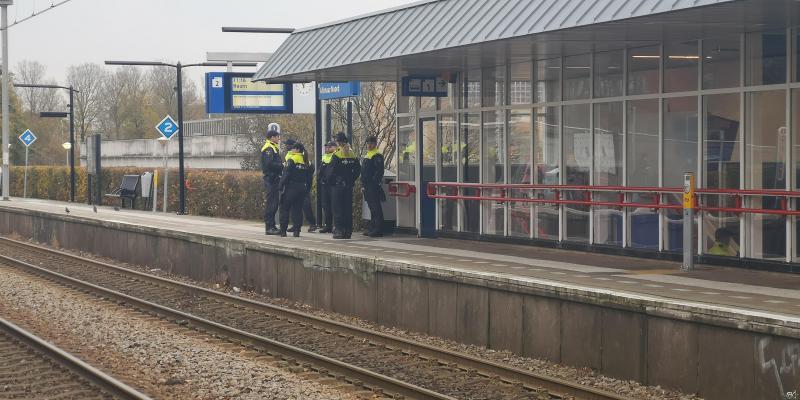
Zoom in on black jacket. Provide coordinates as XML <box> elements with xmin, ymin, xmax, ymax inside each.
<box><xmin>260</xmin><ymin>142</ymin><xmax>283</xmax><ymax>181</ymax></box>
<box><xmin>280</xmin><ymin>158</ymin><xmax>312</xmax><ymax>190</ymax></box>
<box><xmin>361</xmin><ymin>152</ymin><xmax>384</xmax><ymax>187</ymax></box>
<box><xmin>325</xmin><ymin>148</ymin><xmax>361</xmax><ymax>187</ymax></box>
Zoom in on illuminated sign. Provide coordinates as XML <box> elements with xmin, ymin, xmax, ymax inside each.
<box><xmin>318</xmin><ymin>81</ymin><xmax>360</xmax><ymax>100</ymax></box>
<box><xmin>205</xmin><ymin>72</ymin><xmax>293</xmax><ymax>114</ymax></box>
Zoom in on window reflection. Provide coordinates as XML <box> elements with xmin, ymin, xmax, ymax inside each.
<box><xmin>593</xmin><ymin>102</ymin><xmax>624</xmax><ymax>246</ymax></box>
<box><xmin>534</xmin><ymin>106</ymin><xmax>560</xmax><ymax>240</ymax></box>
<box><xmin>627</xmin><ymin>99</ymin><xmax>659</xmax><ymax>249</ymax></box>
<box><xmin>535</xmin><ymin>58</ymin><xmax>560</xmax><ymax>103</ymax></box>
<box><xmin>746</xmin><ymin>30</ymin><xmax>786</xmax><ymax>86</ymax></box>
<box><xmin>703</xmin><ymin>36</ymin><xmax>740</xmax><ymax>89</ymax></box>
<box><xmin>439</xmin><ymin>115</ymin><xmax>458</xmax><ymax>231</ymax></box>
<box><xmin>564</xmin><ymin>54</ymin><xmax>591</xmax><ymax>100</ymax></box>
<box><xmin>461</xmin><ymin>113</ymin><xmax>480</xmax><ymax>233</ymax></box>
<box><xmin>665</xmin><ymin>41</ymin><xmax>699</xmax><ymax>92</ymax></box>
<box><xmin>628</xmin><ymin>45</ymin><xmax>660</xmax><ymax>95</ymax></box>
<box><xmin>563</xmin><ymin>104</ymin><xmax>590</xmax><ymax>242</ymax></box>
<box><xmin>482</xmin><ymin>110</ymin><xmax>505</xmax><ymax>235</ymax></box>
<box><xmin>594</xmin><ymin>50</ymin><xmax>623</xmax><ymax>98</ymax></box>
<box><xmin>510</xmin><ymin>61</ymin><xmax>532</xmax><ymax>105</ymax></box>
<box><xmin>663</xmin><ymin>97</ymin><xmax>698</xmax><ymax>251</ymax></box>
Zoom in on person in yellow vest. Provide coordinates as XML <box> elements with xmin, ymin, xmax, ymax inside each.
<box><xmin>278</xmin><ymin>142</ymin><xmax>312</xmax><ymax>237</ymax></box>
<box><xmin>708</xmin><ymin>228</ymin><xmax>738</xmax><ymax>257</ymax></box>
<box><xmin>283</xmin><ymin>140</ymin><xmax>318</xmax><ymax>232</ymax></box>
<box><xmin>325</xmin><ymin>132</ymin><xmax>361</xmax><ymax>239</ymax></box>
<box><xmin>317</xmin><ymin>141</ymin><xmax>337</xmax><ymax>233</ymax></box>
<box><xmin>260</xmin><ymin>123</ymin><xmax>282</xmax><ymax>235</ymax></box>
<box><xmin>361</xmin><ymin>136</ymin><xmax>385</xmax><ymax>237</ymax></box>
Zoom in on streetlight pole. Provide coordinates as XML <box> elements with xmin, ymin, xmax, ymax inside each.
<box><xmin>1</xmin><ymin>0</ymin><xmax>12</xmax><ymax>201</ymax></box>
<box><xmin>20</xmin><ymin>84</ymin><xmax>80</xmax><ymax>203</ymax></box>
<box><xmin>104</xmin><ymin>60</ymin><xmax>256</xmax><ymax>215</ymax></box>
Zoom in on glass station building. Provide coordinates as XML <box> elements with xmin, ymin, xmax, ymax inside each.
<box><xmin>256</xmin><ymin>0</ymin><xmax>800</xmax><ymax>266</ymax></box>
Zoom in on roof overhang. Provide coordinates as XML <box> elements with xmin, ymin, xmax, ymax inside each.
<box><xmin>254</xmin><ymin>0</ymin><xmax>800</xmax><ymax>83</ymax></box>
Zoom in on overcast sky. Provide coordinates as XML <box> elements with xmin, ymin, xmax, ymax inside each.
<box><xmin>8</xmin><ymin>0</ymin><xmax>415</xmax><ymax>86</ymax></box>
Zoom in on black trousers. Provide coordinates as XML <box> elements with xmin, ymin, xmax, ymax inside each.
<box><xmin>331</xmin><ymin>184</ymin><xmax>353</xmax><ymax>234</ymax></box>
<box><xmin>364</xmin><ymin>184</ymin><xmax>384</xmax><ymax>233</ymax></box>
<box><xmin>320</xmin><ymin>183</ymin><xmax>333</xmax><ymax>228</ymax></box>
<box><xmin>279</xmin><ymin>183</ymin><xmax>307</xmax><ymax>232</ymax></box>
<box><xmin>264</xmin><ymin>178</ymin><xmax>280</xmax><ymax>228</ymax></box>
<box><xmin>303</xmin><ymin>192</ymin><xmax>317</xmax><ymax>226</ymax></box>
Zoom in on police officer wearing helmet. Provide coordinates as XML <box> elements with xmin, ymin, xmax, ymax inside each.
<box><xmin>317</xmin><ymin>141</ymin><xmax>337</xmax><ymax>233</ymax></box>
<box><xmin>361</xmin><ymin>136</ymin><xmax>385</xmax><ymax>237</ymax></box>
<box><xmin>278</xmin><ymin>142</ymin><xmax>312</xmax><ymax>237</ymax></box>
<box><xmin>325</xmin><ymin>132</ymin><xmax>360</xmax><ymax>239</ymax></box>
<box><xmin>260</xmin><ymin>123</ymin><xmax>282</xmax><ymax>235</ymax></box>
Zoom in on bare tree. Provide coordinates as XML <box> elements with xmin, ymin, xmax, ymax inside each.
<box><xmin>98</xmin><ymin>67</ymin><xmax>130</xmax><ymax>138</ymax></box>
<box><xmin>330</xmin><ymin>82</ymin><xmax>397</xmax><ymax>170</ymax></box>
<box><xmin>15</xmin><ymin>60</ymin><xmax>63</xmax><ymax>114</ymax></box>
<box><xmin>66</xmin><ymin>63</ymin><xmax>106</xmax><ymax>141</ymax></box>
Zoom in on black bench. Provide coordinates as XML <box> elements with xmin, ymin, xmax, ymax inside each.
<box><xmin>105</xmin><ymin>175</ymin><xmax>139</xmax><ymax>209</ymax></box>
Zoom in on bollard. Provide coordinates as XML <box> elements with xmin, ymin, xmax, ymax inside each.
<box><xmin>681</xmin><ymin>173</ymin><xmax>695</xmax><ymax>271</ymax></box>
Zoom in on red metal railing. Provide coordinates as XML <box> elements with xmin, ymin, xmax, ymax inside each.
<box><xmin>388</xmin><ymin>182</ymin><xmax>416</xmax><ymax>197</ymax></box>
<box><xmin>426</xmin><ymin>182</ymin><xmax>800</xmax><ymax>216</ymax></box>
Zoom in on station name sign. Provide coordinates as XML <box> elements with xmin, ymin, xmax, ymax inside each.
<box><xmin>318</xmin><ymin>81</ymin><xmax>361</xmax><ymax>100</ymax></box>
<box><xmin>205</xmin><ymin>72</ymin><xmax>293</xmax><ymax>114</ymax></box>
<box><xmin>401</xmin><ymin>76</ymin><xmax>449</xmax><ymax>97</ymax></box>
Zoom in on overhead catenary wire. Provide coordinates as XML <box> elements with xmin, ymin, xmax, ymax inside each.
<box><xmin>3</xmin><ymin>0</ymin><xmax>75</xmax><ymax>31</ymax></box>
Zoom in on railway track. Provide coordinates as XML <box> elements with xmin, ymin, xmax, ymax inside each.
<box><xmin>0</xmin><ymin>315</ymin><xmax>150</xmax><ymax>400</ymax></box>
<box><xmin>0</xmin><ymin>236</ymin><xmax>632</xmax><ymax>400</ymax></box>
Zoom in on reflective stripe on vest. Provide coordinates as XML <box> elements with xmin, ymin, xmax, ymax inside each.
<box><xmin>322</xmin><ymin>153</ymin><xmax>333</xmax><ymax>164</ymax></box>
<box><xmin>365</xmin><ymin>149</ymin><xmax>381</xmax><ymax>159</ymax></box>
<box><xmin>261</xmin><ymin>140</ymin><xmax>278</xmax><ymax>153</ymax></box>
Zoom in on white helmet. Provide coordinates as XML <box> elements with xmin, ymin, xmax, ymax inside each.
<box><xmin>267</xmin><ymin>122</ymin><xmax>281</xmax><ymax>134</ymax></box>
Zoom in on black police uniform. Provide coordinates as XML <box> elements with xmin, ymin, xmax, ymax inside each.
<box><xmin>284</xmin><ymin>147</ymin><xmax>317</xmax><ymax>230</ymax></box>
<box><xmin>260</xmin><ymin>139</ymin><xmax>283</xmax><ymax>233</ymax></box>
<box><xmin>317</xmin><ymin>151</ymin><xmax>334</xmax><ymax>232</ymax></box>
<box><xmin>278</xmin><ymin>152</ymin><xmax>311</xmax><ymax>236</ymax></box>
<box><xmin>361</xmin><ymin>149</ymin><xmax>385</xmax><ymax>236</ymax></box>
<box><xmin>325</xmin><ymin>145</ymin><xmax>360</xmax><ymax>239</ymax></box>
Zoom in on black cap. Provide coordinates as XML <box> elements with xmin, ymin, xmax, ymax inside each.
<box><xmin>325</xmin><ymin>141</ymin><xmax>337</xmax><ymax>147</ymax></box>
<box><xmin>266</xmin><ymin>129</ymin><xmax>280</xmax><ymax>138</ymax></box>
<box><xmin>291</xmin><ymin>142</ymin><xmax>304</xmax><ymax>151</ymax></box>
<box><xmin>283</xmin><ymin>138</ymin><xmax>296</xmax><ymax>146</ymax></box>
<box><xmin>365</xmin><ymin>136</ymin><xmax>377</xmax><ymax>144</ymax></box>
<box><xmin>335</xmin><ymin>132</ymin><xmax>348</xmax><ymax>143</ymax></box>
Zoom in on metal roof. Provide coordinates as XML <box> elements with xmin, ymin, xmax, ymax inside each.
<box><xmin>254</xmin><ymin>0</ymin><xmax>746</xmax><ymax>82</ymax></box>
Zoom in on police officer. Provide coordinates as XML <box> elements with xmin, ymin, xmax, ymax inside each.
<box><xmin>361</xmin><ymin>136</ymin><xmax>385</xmax><ymax>237</ymax></box>
<box><xmin>283</xmin><ymin>140</ymin><xmax>318</xmax><ymax>232</ymax></box>
<box><xmin>260</xmin><ymin>123</ymin><xmax>282</xmax><ymax>235</ymax></box>
<box><xmin>278</xmin><ymin>142</ymin><xmax>312</xmax><ymax>237</ymax></box>
<box><xmin>317</xmin><ymin>141</ymin><xmax>337</xmax><ymax>233</ymax></box>
<box><xmin>325</xmin><ymin>132</ymin><xmax>360</xmax><ymax>239</ymax></box>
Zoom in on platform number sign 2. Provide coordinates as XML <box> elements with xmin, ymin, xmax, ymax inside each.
<box><xmin>18</xmin><ymin>129</ymin><xmax>37</xmax><ymax>147</ymax></box>
<box><xmin>156</xmin><ymin>115</ymin><xmax>179</xmax><ymax>140</ymax></box>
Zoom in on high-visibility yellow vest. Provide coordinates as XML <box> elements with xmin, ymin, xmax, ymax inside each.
<box><xmin>261</xmin><ymin>140</ymin><xmax>278</xmax><ymax>153</ymax></box>
<box><xmin>322</xmin><ymin>153</ymin><xmax>333</xmax><ymax>164</ymax></box>
<box><xmin>365</xmin><ymin>149</ymin><xmax>381</xmax><ymax>159</ymax></box>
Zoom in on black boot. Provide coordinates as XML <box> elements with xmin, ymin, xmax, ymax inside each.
<box><xmin>278</xmin><ymin>229</ymin><xmax>287</xmax><ymax>237</ymax></box>
<box><xmin>293</xmin><ymin>230</ymin><xmax>301</xmax><ymax>237</ymax></box>
<box><xmin>307</xmin><ymin>225</ymin><xmax>318</xmax><ymax>233</ymax></box>
<box><xmin>332</xmin><ymin>232</ymin><xmax>346</xmax><ymax>239</ymax></box>
<box><xmin>319</xmin><ymin>227</ymin><xmax>332</xmax><ymax>233</ymax></box>
<box><xmin>265</xmin><ymin>227</ymin><xmax>280</xmax><ymax>235</ymax></box>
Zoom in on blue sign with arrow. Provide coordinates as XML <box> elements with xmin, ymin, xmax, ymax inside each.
<box><xmin>156</xmin><ymin>115</ymin><xmax>179</xmax><ymax>139</ymax></box>
<box><xmin>18</xmin><ymin>129</ymin><xmax>36</xmax><ymax>147</ymax></box>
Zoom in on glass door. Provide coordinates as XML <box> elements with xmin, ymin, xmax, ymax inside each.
<box><xmin>420</xmin><ymin>117</ymin><xmax>437</xmax><ymax>237</ymax></box>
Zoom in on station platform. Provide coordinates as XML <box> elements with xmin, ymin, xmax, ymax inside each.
<box><xmin>0</xmin><ymin>197</ymin><xmax>798</xmax><ymax>399</ymax></box>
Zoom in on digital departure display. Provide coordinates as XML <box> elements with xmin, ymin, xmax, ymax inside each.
<box><xmin>205</xmin><ymin>72</ymin><xmax>293</xmax><ymax>114</ymax></box>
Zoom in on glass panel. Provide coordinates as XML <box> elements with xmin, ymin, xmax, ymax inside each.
<box><xmin>422</xmin><ymin>119</ymin><xmax>437</xmax><ymax>181</ymax></box>
<box><xmin>594</xmin><ymin>50</ymin><xmax>623</xmax><ymax>98</ymax></box>
<box><xmin>439</xmin><ymin>115</ymin><xmax>458</xmax><ymax>231</ymax></box>
<box><xmin>663</xmin><ymin>97</ymin><xmax>698</xmax><ymax>251</ymax></box>
<box><xmin>794</xmin><ymin>90</ymin><xmax>800</xmax><ymax>259</ymax></box>
<box><xmin>397</xmin><ymin>89</ymin><xmax>412</xmax><ymax>114</ymax></box>
<box><xmin>398</xmin><ymin>116</ymin><xmax>416</xmax><ymax>182</ymax></box>
<box><xmin>746</xmin><ymin>30</ymin><xmax>787</xmax><ymax>86</ymax></box>
<box><xmin>664</xmin><ymin>40</ymin><xmax>699</xmax><ymax>93</ymax></box>
<box><xmin>440</xmin><ymin>83</ymin><xmax>455</xmax><ymax>111</ymax></box>
<box><xmin>593</xmin><ymin>102</ymin><xmax>623</xmax><ymax>246</ymax></box>
<box><xmin>462</xmin><ymin>69</ymin><xmax>481</xmax><ymax>109</ymax></box>
<box><xmin>483</xmin><ymin>66</ymin><xmax>506</xmax><ymax>107</ymax></box>
<box><xmin>461</xmin><ymin>113</ymin><xmax>481</xmax><ymax>233</ymax></box>
<box><xmin>628</xmin><ymin>45</ymin><xmax>660</xmax><ymax>95</ymax></box>
<box><xmin>510</xmin><ymin>61</ymin><xmax>532</xmax><ymax>105</ymax></box>
<box><xmin>627</xmin><ymin>99</ymin><xmax>659</xmax><ymax>249</ymax></box>
<box><xmin>509</xmin><ymin>110</ymin><xmax>532</xmax><ymax>238</ymax></box>
<box><xmin>396</xmin><ymin>116</ymin><xmax>416</xmax><ymax>228</ymax></box>
<box><xmin>420</xmin><ymin>97</ymin><xmax>436</xmax><ymax>113</ymax></box>
<box><xmin>563</xmin><ymin>104</ymin><xmax>590</xmax><ymax>242</ymax></box>
<box><xmin>703</xmin><ymin>36</ymin><xmax>741</xmax><ymax>89</ymax></box>
<box><xmin>535</xmin><ymin>58</ymin><xmax>560</xmax><ymax>103</ymax></box>
<box><xmin>482</xmin><ymin>110</ymin><xmax>505</xmax><ymax>235</ymax></box>
<box><xmin>563</xmin><ymin>54</ymin><xmax>591</xmax><ymax>100</ymax></box>
<box><xmin>746</xmin><ymin>90</ymin><xmax>787</xmax><ymax>260</ymax></box>
<box><xmin>703</xmin><ymin>94</ymin><xmax>741</xmax><ymax>257</ymax></box>
<box><xmin>534</xmin><ymin>106</ymin><xmax>560</xmax><ymax>240</ymax></box>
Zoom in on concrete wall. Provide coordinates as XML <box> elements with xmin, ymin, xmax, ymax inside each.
<box><xmin>79</xmin><ymin>134</ymin><xmax>250</xmax><ymax>170</ymax></box>
<box><xmin>2</xmin><ymin>208</ymin><xmax>799</xmax><ymax>400</ymax></box>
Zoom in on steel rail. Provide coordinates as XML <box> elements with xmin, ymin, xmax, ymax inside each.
<box><xmin>0</xmin><ymin>237</ymin><xmax>630</xmax><ymax>400</ymax></box>
<box><xmin>0</xmin><ymin>317</ymin><xmax>152</xmax><ymax>400</ymax></box>
<box><xmin>0</xmin><ymin>247</ymin><xmax>454</xmax><ymax>400</ymax></box>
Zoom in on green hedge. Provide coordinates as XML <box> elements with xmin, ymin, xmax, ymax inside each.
<box><xmin>7</xmin><ymin>166</ymin><xmax>363</xmax><ymax>229</ymax></box>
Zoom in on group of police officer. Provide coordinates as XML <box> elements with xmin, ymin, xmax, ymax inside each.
<box><xmin>260</xmin><ymin>123</ymin><xmax>385</xmax><ymax>240</ymax></box>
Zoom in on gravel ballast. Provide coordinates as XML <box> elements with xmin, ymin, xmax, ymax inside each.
<box><xmin>0</xmin><ymin>264</ymin><xmax>360</xmax><ymax>400</ymax></box>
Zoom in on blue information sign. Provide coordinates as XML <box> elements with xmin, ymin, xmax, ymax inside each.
<box><xmin>205</xmin><ymin>72</ymin><xmax>293</xmax><ymax>114</ymax></box>
<box><xmin>19</xmin><ymin>129</ymin><xmax>36</xmax><ymax>147</ymax></box>
<box><xmin>156</xmin><ymin>115</ymin><xmax>179</xmax><ymax>139</ymax></box>
<box><xmin>401</xmin><ymin>76</ymin><xmax>449</xmax><ymax>97</ymax></box>
<box><xmin>318</xmin><ymin>81</ymin><xmax>361</xmax><ymax>100</ymax></box>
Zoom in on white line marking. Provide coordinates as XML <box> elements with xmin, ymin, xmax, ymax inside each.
<box><xmin>671</xmin><ymin>288</ymin><xmax>692</xmax><ymax>292</ymax></box>
<box><xmin>549</xmin><ymin>272</ymin><xmax>567</xmax><ymax>275</ymax></box>
<box><xmin>701</xmin><ymin>292</ymin><xmax>720</xmax><ymax>295</ymax></box>
<box><xmin>573</xmin><ymin>275</ymin><xmax>590</xmax><ymax>278</ymax></box>
<box><xmin>765</xmin><ymin>300</ymin><xmax>787</xmax><ymax>304</ymax></box>
<box><xmin>474</xmin><ymin>261</ymin><xmax>490</xmax><ymax>264</ymax></box>
<box><xmin>617</xmin><ymin>281</ymin><xmax>638</xmax><ymax>284</ymax></box>
<box><xmin>594</xmin><ymin>277</ymin><xmax>612</xmax><ymax>281</ymax></box>
<box><xmin>644</xmin><ymin>284</ymin><xmax>664</xmax><ymax>288</ymax></box>
<box><xmin>730</xmin><ymin>295</ymin><xmax>752</xmax><ymax>299</ymax></box>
